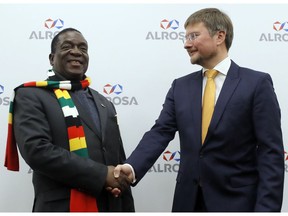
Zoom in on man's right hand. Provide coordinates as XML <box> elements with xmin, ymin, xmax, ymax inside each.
<box><xmin>105</xmin><ymin>165</ymin><xmax>131</xmax><ymax>197</ymax></box>
<box><xmin>113</xmin><ymin>164</ymin><xmax>134</xmax><ymax>183</ymax></box>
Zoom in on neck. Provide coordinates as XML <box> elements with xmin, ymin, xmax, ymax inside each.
<box><xmin>203</xmin><ymin>51</ymin><xmax>228</xmax><ymax>69</ymax></box>
<box><xmin>52</xmin><ymin>70</ymin><xmax>84</xmax><ymax>81</ymax></box>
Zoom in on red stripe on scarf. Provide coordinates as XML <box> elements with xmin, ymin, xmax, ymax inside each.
<box><xmin>23</xmin><ymin>82</ymin><xmax>37</xmax><ymax>87</ymax></box>
<box><xmin>67</xmin><ymin>126</ymin><xmax>85</xmax><ymax>140</ymax></box>
<box><xmin>70</xmin><ymin>189</ymin><xmax>98</xmax><ymax>212</ymax></box>
<box><xmin>4</xmin><ymin>124</ymin><xmax>19</xmax><ymax>171</ymax></box>
<box><xmin>81</xmin><ymin>79</ymin><xmax>89</xmax><ymax>89</ymax></box>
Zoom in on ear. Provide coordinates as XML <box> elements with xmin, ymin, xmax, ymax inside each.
<box><xmin>49</xmin><ymin>53</ymin><xmax>54</xmax><ymax>66</ymax></box>
<box><xmin>216</xmin><ymin>30</ymin><xmax>226</xmax><ymax>46</ymax></box>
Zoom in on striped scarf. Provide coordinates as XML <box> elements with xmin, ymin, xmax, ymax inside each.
<box><xmin>4</xmin><ymin>72</ymin><xmax>98</xmax><ymax>212</ymax></box>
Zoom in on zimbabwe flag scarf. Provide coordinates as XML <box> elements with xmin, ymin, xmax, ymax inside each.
<box><xmin>4</xmin><ymin>71</ymin><xmax>98</xmax><ymax>212</ymax></box>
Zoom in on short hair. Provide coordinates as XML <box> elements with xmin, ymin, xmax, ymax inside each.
<box><xmin>50</xmin><ymin>28</ymin><xmax>82</xmax><ymax>54</ymax></box>
<box><xmin>184</xmin><ymin>8</ymin><xmax>234</xmax><ymax>51</ymax></box>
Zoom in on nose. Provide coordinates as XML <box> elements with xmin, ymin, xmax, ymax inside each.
<box><xmin>184</xmin><ymin>40</ymin><xmax>193</xmax><ymax>49</ymax></box>
<box><xmin>69</xmin><ymin>46</ymin><xmax>82</xmax><ymax>55</ymax></box>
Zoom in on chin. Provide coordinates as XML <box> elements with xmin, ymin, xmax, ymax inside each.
<box><xmin>190</xmin><ymin>58</ymin><xmax>197</xmax><ymax>65</ymax></box>
<box><xmin>69</xmin><ymin>70</ymin><xmax>85</xmax><ymax>77</ymax></box>
<box><xmin>66</xmin><ymin>73</ymin><xmax>83</xmax><ymax>80</ymax></box>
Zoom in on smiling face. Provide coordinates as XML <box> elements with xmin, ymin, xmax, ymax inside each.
<box><xmin>49</xmin><ymin>30</ymin><xmax>89</xmax><ymax>80</ymax></box>
<box><xmin>184</xmin><ymin>22</ymin><xmax>220</xmax><ymax>69</ymax></box>
<box><xmin>183</xmin><ymin>8</ymin><xmax>234</xmax><ymax>69</ymax></box>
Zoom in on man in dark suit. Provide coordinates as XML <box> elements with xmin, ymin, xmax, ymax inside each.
<box><xmin>8</xmin><ymin>28</ymin><xmax>134</xmax><ymax>212</ymax></box>
<box><xmin>114</xmin><ymin>8</ymin><xmax>284</xmax><ymax>212</ymax></box>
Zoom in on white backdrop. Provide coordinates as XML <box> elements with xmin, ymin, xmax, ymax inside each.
<box><xmin>0</xmin><ymin>3</ymin><xmax>287</xmax><ymax>212</ymax></box>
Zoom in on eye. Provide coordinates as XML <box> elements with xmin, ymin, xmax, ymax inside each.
<box><xmin>61</xmin><ymin>43</ymin><xmax>72</xmax><ymax>50</ymax></box>
<box><xmin>79</xmin><ymin>46</ymin><xmax>88</xmax><ymax>52</ymax></box>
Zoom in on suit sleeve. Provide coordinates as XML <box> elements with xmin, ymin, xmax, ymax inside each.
<box><xmin>253</xmin><ymin>74</ymin><xmax>284</xmax><ymax>211</ymax></box>
<box><xmin>126</xmin><ymin>80</ymin><xmax>178</xmax><ymax>184</ymax></box>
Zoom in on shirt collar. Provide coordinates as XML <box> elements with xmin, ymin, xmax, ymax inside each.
<box><xmin>202</xmin><ymin>56</ymin><xmax>231</xmax><ymax>76</ymax></box>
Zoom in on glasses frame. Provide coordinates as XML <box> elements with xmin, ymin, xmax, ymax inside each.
<box><xmin>183</xmin><ymin>32</ymin><xmax>199</xmax><ymax>43</ymax></box>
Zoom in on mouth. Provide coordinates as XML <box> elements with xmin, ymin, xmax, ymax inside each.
<box><xmin>188</xmin><ymin>49</ymin><xmax>197</xmax><ymax>57</ymax></box>
<box><xmin>68</xmin><ymin>60</ymin><xmax>83</xmax><ymax>66</ymax></box>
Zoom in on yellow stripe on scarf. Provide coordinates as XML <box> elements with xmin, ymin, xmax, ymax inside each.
<box><xmin>36</xmin><ymin>81</ymin><xmax>48</xmax><ymax>87</ymax></box>
<box><xmin>69</xmin><ymin>137</ymin><xmax>87</xmax><ymax>151</ymax></box>
<box><xmin>8</xmin><ymin>113</ymin><xmax>12</xmax><ymax>124</ymax></box>
<box><xmin>54</xmin><ymin>89</ymin><xmax>71</xmax><ymax>99</ymax></box>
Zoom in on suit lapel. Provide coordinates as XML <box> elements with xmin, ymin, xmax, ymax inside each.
<box><xmin>190</xmin><ymin>71</ymin><xmax>203</xmax><ymax>146</ymax></box>
<box><xmin>90</xmin><ymin>90</ymin><xmax>108</xmax><ymax>143</ymax></box>
<box><xmin>206</xmin><ymin>61</ymin><xmax>241</xmax><ymax>141</ymax></box>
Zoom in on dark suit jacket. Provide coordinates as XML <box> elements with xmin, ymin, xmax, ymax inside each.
<box><xmin>126</xmin><ymin>61</ymin><xmax>284</xmax><ymax>212</ymax></box>
<box><xmin>13</xmin><ymin>76</ymin><xmax>134</xmax><ymax>212</ymax></box>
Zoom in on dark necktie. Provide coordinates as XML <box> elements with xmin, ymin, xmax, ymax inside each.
<box><xmin>76</xmin><ymin>89</ymin><xmax>101</xmax><ymax>134</ymax></box>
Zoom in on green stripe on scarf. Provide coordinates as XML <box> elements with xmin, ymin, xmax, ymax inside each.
<box><xmin>58</xmin><ymin>97</ymin><xmax>75</xmax><ymax>108</ymax></box>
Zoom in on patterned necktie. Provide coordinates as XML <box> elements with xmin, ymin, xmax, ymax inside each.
<box><xmin>202</xmin><ymin>69</ymin><xmax>218</xmax><ymax>144</ymax></box>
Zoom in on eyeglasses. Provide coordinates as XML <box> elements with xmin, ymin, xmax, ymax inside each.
<box><xmin>183</xmin><ymin>32</ymin><xmax>199</xmax><ymax>43</ymax></box>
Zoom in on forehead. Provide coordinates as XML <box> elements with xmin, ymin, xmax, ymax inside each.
<box><xmin>185</xmin><ymin>22</ymin><xmax>208</xmax><ymax>33</ymax></box>
<box><xmin>57</xmin><ymin>31</ymin><xmax>87</xmax><ymax>45</ymax></box>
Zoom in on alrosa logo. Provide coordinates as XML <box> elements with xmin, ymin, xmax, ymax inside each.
<box><xmin>259</xmin><ymin>21</ymin><xmax>288</xmax><ymax>42</ymax></box>
<box><xmin>44</xmin><ymin>18</ymin><xmax>64</xmax><ymax>29</ymax></box>
<box><xmin>163</xmin><ymin>150</ymin><xmax>180</xmax><ymax>162</ymax></box>
<box><xmin>273</xmin><ymin>21</ymin><xmax>288</xmax><ymax>32</ymax></box>
<box><xmin>29</xmin><ymin>18</ymin><xmax>64</xmax><ymax>40</ymax></box>
<box><xmin>160</xmin><ymin>19</ymin><xmax>179</xmax><ymax>30</ymax></box>
<box><xmin>103</xmin><ymin>84</ymin><xmax>138</xmax><ymax>105</ymax></box>
<box><xmin>149</xmin><ymin>150</ymin><xmax>180</xmax><ymax>173</ymax></box>
<box><xmin>146</xmin><ymin>19</ymin><xmax>185</xmax><ymax>41</ymax></box>
<box><xmin>0</xmin><ymin>84</ymin><xmax>10</xmax><ymax>106</ymax></box>
<box><xmin>103</xmin><ymin>84</ymin><xmax>123</xmax><ymax>95</ymax></box>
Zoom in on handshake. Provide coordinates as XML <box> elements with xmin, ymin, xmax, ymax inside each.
<box><xmin>105</xmin><ymin>164</ymin><xmax>134</xmax><ymax>197</ymax></box>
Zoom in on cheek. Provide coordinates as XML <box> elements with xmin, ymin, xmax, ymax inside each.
<box><xmin>197</xmin><ymin>41</ymin><xmax>215</xmax><ymax>52</ymax></box>
<box><xmin>193</xmin><ymin>39</ymin><xmax>208</xmax><ymax>49</ymax></box>
<box><xmin>193</xmin><ymin>41</ymin><xmax>205</xmax><ymax>53</ymax></box>
<box><xmin>84</xmin><ymin>55</ymin><xmax>89</xmax><ymax>63</ymax></box>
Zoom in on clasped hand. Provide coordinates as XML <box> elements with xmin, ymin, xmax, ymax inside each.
<box><xmin>105</xmin><ymin>165</ymin><xmax>133</xmax><ymax>197</ymax></box>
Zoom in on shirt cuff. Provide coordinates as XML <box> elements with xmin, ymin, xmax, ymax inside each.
<box><xmin>124</xmin><ymin>163</ymin><xmax>136</xmax><ymax>184</ymax></box>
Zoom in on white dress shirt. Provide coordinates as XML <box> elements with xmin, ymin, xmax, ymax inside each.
<box><xmin>202</xmin><ymin>57</ymin><xmax>231</xmax><ymax>105</ymax></box>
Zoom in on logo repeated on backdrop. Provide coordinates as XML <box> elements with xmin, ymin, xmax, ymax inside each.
<box><xmin>146</xmin><ymin>19</ymin><xmax>185</xmax><ymax>41</ymax></box>
<box><xmin>259</xmin><ymin>21</ymin><xmax>288</xmax><ymax>42</ymax></box>
<box><xmin>149</xmin><ymin>150</ymin><xmax>180</xmax><ymax>173</ymax></box>
<box><xmin>44</xmin><ymin>18</ymin><xmax>64</xmax><ymax>29</ymax></box>
<box><xmin>103</xmin><ymin>84</ymin><xmax>123</xmax><ymax>95</ymax></box>
<box><xmin>0</xmin><ymin>84</ymin><xmax>10</xmax><ymax>106</ymax></box>
<box><xmin>160</xmin><ymin>19</ymin><xmax>179</xmax><ymax>30</ymax></box>
<box><xmin>29</xmin><ymin>18</ymin><xmax>64</xmax><ymax>40</ymax></box>
<box><xmin>103</xmin><ymin>84</ymin><xmax>138</xmax><ymax>105</ymax></box>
